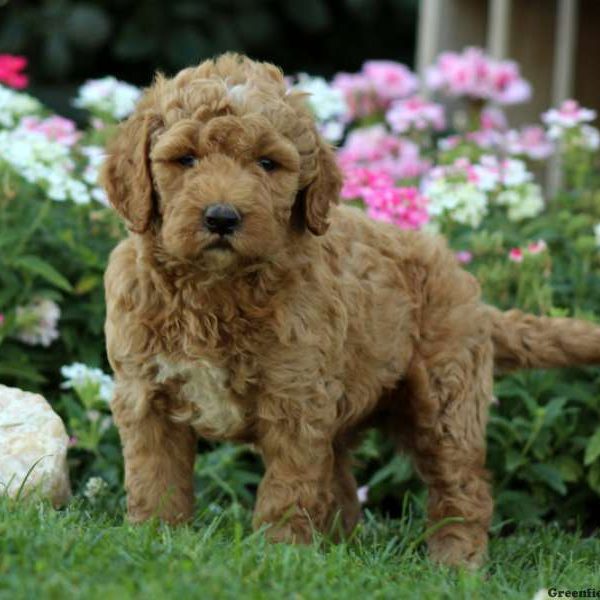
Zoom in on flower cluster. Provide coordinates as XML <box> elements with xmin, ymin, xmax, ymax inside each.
<box><xmin>423</xmin><ymin>162</ymin><xmax>488</xmax><ymax>228</ymax></box>
<box><xmin>542</xmin><ymin>99</ymin><xmax>600</xmax><ymax>151</ymax></box>
<box><xmin>83</xmin><ymin>476</ymin><xmax>109</xmax><ymax>501</ymax></box>
<box><xmin>20</xmin><ymin>115</ymin><xmax>81</xmax><ymax>147</ymax></box>
<box><xmin>423</xmin><ymin>155</ymin><xmax>543</xmax><ymax>228</ymax></box>
<box><xmin>0</xmin><ymin>85</ymin><xmax>42</xmax><ymax>128</ymax></box>
<box><xmin>426</xmin><ymin>47</ymin><xmax>531</xmax><ymax>105</ymax></box>
<box><xmin>508</xmin><ymin>239</ymin><xmax>548</xmax><ymax>263</ymax></box>
<box><xmin>338</xmin><ymin>124</ymin><xmax>430</xmax><ymax>180</ymax></box>
<box><xmin>293</xmin><ymin>74</ymin><xmax>348</xmax><ymax>142</ymax></box>
<box><xmin>0</xmin><ymin>127</ymin><xmax>91</xmax><ymax>204</ymax></box>
<box><xmin>332</xmin><ymin>60</ymin><xmax>418</xmax><ymax>119</ymax></box>
<box><xmin>385</xmin><ymin>96</ymin><xmax>446</xmax><ymax>134</ymax></box>
<box><xmin>14</xmin><ymin>298</ymin><xmax>61</xmax><ymax>347</ymax></box>
<box><xmin>504</xmin><ymin>125</ymin><xmax>554</xmax><ymax>160</ymax></box>
<box><xmin>73</xmin><ymin>76</ymin><xmax>141</xmax><ymax>121</ymax></box>
<box><xmin>61</xmin><ymin>362</ymin><xmax>115</xmax><ymax>404</ymax></box>
<box><xmin>340</xmin><ymin>166</ymin><xmax>429</xmax><ymax>230</ymax></box>
<box><xmin>0</xmin><ymin>54</ymin><xmax>28</xmax><ymax>89</ymax></box>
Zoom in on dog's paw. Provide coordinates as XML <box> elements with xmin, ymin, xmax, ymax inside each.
<box><xmin>427</xmin><ymin>528</ymin><xmax>488</xmax><ymax>569</ymax></box>
<box><xmin>259</xmin><ymin>516</ymin><xmax>315</xmax><ymax>545</ymax></box>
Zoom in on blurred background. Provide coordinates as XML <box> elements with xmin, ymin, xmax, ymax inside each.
<box><xmin>0</xmin><ymin>0</ymin><xmax>417</xmax><ymax>116</ymax></box>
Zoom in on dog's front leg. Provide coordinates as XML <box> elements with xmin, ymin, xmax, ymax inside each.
<box><xmin>252</xmin><ymin>424</ymin><xmax>336</xmax><ymax>544</ymax></box>
<box><xmin>112</xmin><ymin>387</ymin><xmax>197</xmax><ymax>524</ymax></box>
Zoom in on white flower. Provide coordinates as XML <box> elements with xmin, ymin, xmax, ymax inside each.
<box><xmin>294</xmin><ymin>74</ymin><xmax>349</xmax><ymax>123</ymax></box>
<box><xmin>14</xmin><ymin>298</ymin><xmax>60</xmax><ymax>347</ymax></box>
<box><xmin>318</xmin><ymin>119</ymin><xmax>345</xmax><ymax>143</ymax></box>
<box><xmin>502</xmin><ymin>158</ymin><xmax>533</xmax><ymax>187</ymax></box>
<box><xmin>61</xmin><ymin>362</ymin><xmax>115</xmax><ymax>403</ymax></box>
<box><xmin>357</xmin><ymin>485</ymin><xmax>369</xmax><ymax>504</ymax></box>
<box><xmin>579</xmin><ymin>125</ymin><xmax>600</xmax><ymax>150</ymax></box>
<box><xmin>73</xmin><ymin>76</ymin><xmax>141</xmax><ymax>120</ymax></box>
<box><xmin>80</xmin><ymin>145</ymin><xmax>109</xmax><ymax>204</ymax></box>
<box><xmin>496</xmin><ymin>183</ymin><xmax>544</xmax><ymax>221</ymax></box>
<box><xmin>83</xmin><ymin>476</ymin><xmax>108</xmax><ymax>501</ymax></box>
<box><xmin>0</xmin><ymin>85</ymin><xmax>42</xmax><ymax>128</ymax></box>
<box><xmin>531</xmin><ymin>590</ymin><xmax>548</xmax><ymax>600</ymax></box>
<box><xmin>594</xmin><ymin>223</ymin><xmax>600</xmax><ymax>247</ymax></box>
<box><xmin>424</xmin><ymin>178</ymin><xmax>488</xmax><ymax>228</ymax></box>
<box><xmin>0</xmin><ymin>127</ymin><xmax>91</xmax><ymax>204</ymax></box>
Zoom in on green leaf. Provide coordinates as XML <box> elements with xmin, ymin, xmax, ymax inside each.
<box><xmin>553</xmin><ymin>456</ymin><xmax>583</xmax><ymax>483</ymax></box>
<box><xmin>74</xmin><ymin>274</ymin><xmax>101</xmax><ymax>295</ymax></box>
<box><xmin>0</xmin><ymin>365</ymin><xmax>46</xmax><ymax>383</ymax></box>
<box><xmin>505</xmin><ymin>449</ymin><xmax>524</xmax><ymax>473</ymax></box>
<box><xmin>11</xmin><ymin>255</ymin><xmax>73</xmax><ymax>292</ymax></box>
<box><xmin>526</xmin><ymin>463</ymin><xmax>567</xmax><ymax>495</ymax></box>
<box><xmin>584</xmin><ymin>428</ymin><xmax>600</xmax><ymax>466</ymax></box>
<box><xmin>587</xmin><ymin>462</ymin><xmax>600</xmax><ymax>495</ymax></box>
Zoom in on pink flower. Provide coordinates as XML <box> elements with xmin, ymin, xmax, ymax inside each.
<box><xmin>91</xmin><ymin>117</ymin><xmax>106</xmax><ymax>131</ymax></box>
<box><xmin>68</xmin><ymin>436</ymin><xmax>78</xmax><ymax>448</ymax></box>
<box><xmin>504</xmin><ymin>126</ymin><xmax>554</xmax><ymax>160</ymax></box>
<box><xmin>0</xmin><ymin>54</ymin><xmax>28</xmax><ymax>89</ymax></box>
<box><xmin>455</xmin><ymin>250</ymin><xmax>473</xmax><ymax>264</ymax></box>
<box><xmin>331</xmin><ymin>72</ymin><xmax>379</xmax><ymax>120</ymax></box>
<box><xmin>426</xmin><ymin>47</ymin><xmax>531</xmax><ymax>105</ymax></box>
<box><xmin>19</xmin><ymin>116</ymin><xmax>81</xmax><ymax>146</ymax></box>
<box><xmin>340</xmin><ymin>166</ymin><xmax>394</xmax><ymax>200</ymax></box>
<box><xmin>332</xmin><ymin>61</ymin><xmax>418</xmax><ymax>119</ymax></box>
<box><xmin>385</xmin><ymin>96</ymin><xmax>446</xmax><ymax>134</ymax></box>
<box><xmin>508</xmin><ymin>248</ymin><xmax>524</xmax><ymax>263</ymax></box>
<box><xmin>363</xmin><ymin>185</ymin><xmax>429</xmax><ymax>230</ymax></box>
<box><xmin>362</xmin><ymin>60</ymin><xmax>418</xmax><ymax>102</ymax></box>
<box><xmin>527</xmin><ymin>239</ymin><xmax>547</xmax><ymax>255</ymax></box>
<box><xmin>338</xmin><ymin>124</ymin><xmax>430</xmax><ymax>180</ymax></box>
<box><xmin>340</xmin><ymin>164</ymin><xmax>429</xmax><ymax>230</ymax></box>
<box><xmin>0</xmin><ymin>313</ymin><xmax>4</xmax><ymax>327</ymax></box>
<box><xmin>542</xmin><ymin>99</ymin><xmax>596</xmax><ymax>128</ymax></box>
<box><xmin>480</xmin><ymin>107</ymin><xmax>508</xmax><ymax>131</ymax></box>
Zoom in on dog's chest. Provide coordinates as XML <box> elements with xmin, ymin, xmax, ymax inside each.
<box><xmin>154</xmin><ymin>355</ymin><xmax>245</xmax><ymax>438</ymax></box>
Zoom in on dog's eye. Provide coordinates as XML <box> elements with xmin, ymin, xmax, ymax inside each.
<box><xmin>258</xmin><ymin>157</ymin><xmax>278</xmax><ymax>172</ymax></box>
<box><xmin>176</xmin><ymin>155</ymin><xmax>198</xmax><ymax>168</ymax></box>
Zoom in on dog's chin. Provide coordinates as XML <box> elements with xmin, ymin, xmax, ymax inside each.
<box><xmin>201</xmin><ymin>239</ymin><xmax>240</xmax><ymax>271</ymax></box>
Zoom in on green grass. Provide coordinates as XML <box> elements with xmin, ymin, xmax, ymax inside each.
<box><xmin>1</xmin><ymin>497</ymin><xmax>598</xmax><ymax>600</ymax></box>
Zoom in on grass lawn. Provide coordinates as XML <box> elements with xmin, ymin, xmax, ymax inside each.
<box><xmin>1</xmin><ymin>497</ymin><xmax>598</xmax><ymax>600</ymax></box>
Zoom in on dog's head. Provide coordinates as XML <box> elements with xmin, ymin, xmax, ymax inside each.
<box><xmin>101</xmin><ymin>53</ymin><xmax>342</xmax><ymax>269</ymax></box>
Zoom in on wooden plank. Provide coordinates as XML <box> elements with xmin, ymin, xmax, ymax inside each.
<box><xmin>488</xmin><ymin>0</ymin><xmax>512</xmax><ymax>59</ymax></box>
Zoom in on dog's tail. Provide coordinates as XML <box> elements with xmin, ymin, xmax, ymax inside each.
<box><xmin>489</xmin><ymin>307</ymin><xmax>600</xmax><ymax>372</ymax></box>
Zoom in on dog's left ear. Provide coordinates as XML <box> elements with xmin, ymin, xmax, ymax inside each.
<box><xmin>301</xmin><ymin>137</ymin><xmax>343</xmax><ymax>236</ymax></box>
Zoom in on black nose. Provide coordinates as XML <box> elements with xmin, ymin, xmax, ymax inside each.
<box><xmin>203</xmin><ymin>204</ymin><xmax>242</xmax><ymax>236</ymax></box>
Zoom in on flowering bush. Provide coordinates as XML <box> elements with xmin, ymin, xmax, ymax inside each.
<box><xmin>2</xmin><ymin>50</ymin><xmax>600</xmax><ymax>530</ymax></box>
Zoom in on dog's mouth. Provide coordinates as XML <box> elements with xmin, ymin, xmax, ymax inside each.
<box><xmin>205</xmin><ymin>237</ymin><xmax>234</xmax><ymax>251</ymax></box>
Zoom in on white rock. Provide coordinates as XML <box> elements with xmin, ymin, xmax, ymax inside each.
<box><xmin>0</xmin><ymin>384</ymin><xmax>71</xmax><ymax>506</ymax></box>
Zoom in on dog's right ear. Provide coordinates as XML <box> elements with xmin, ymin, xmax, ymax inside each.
<box><xmin>100</xmin><ymin>112</ymin><xmax>162</xmax><ymax>234</ymax></box>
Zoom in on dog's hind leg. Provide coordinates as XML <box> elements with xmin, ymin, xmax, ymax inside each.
<box><xmin>330</xmin><ymin>445</ymin><xmax>361</xmax><ymax>538</ymax></box>
<box><xmin>404</xmin><ymin>342</ymin><xmax>494</xmax><ymax>568</ymax></box>
<box><xmin>112</xmin><ymin>388</ymin><xmax>197</xmax><ymax>524</ymax></box>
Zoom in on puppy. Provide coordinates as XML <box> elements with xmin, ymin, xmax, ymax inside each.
<box><xmin>102</xmin><ymin>53</ymin><xmax>600</xmax><ymax>567</ymax></box>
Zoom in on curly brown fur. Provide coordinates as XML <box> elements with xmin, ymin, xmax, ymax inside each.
<box><xmin>101</xmin><ymin>53</ymin><xmax>600</xmax><ymax>568</ymax></box>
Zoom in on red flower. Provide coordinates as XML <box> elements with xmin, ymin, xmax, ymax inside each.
<box><xmin>0</xmin><ymin>54</ymin><xmax>29</xmax><ymax>89</ymax></box>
